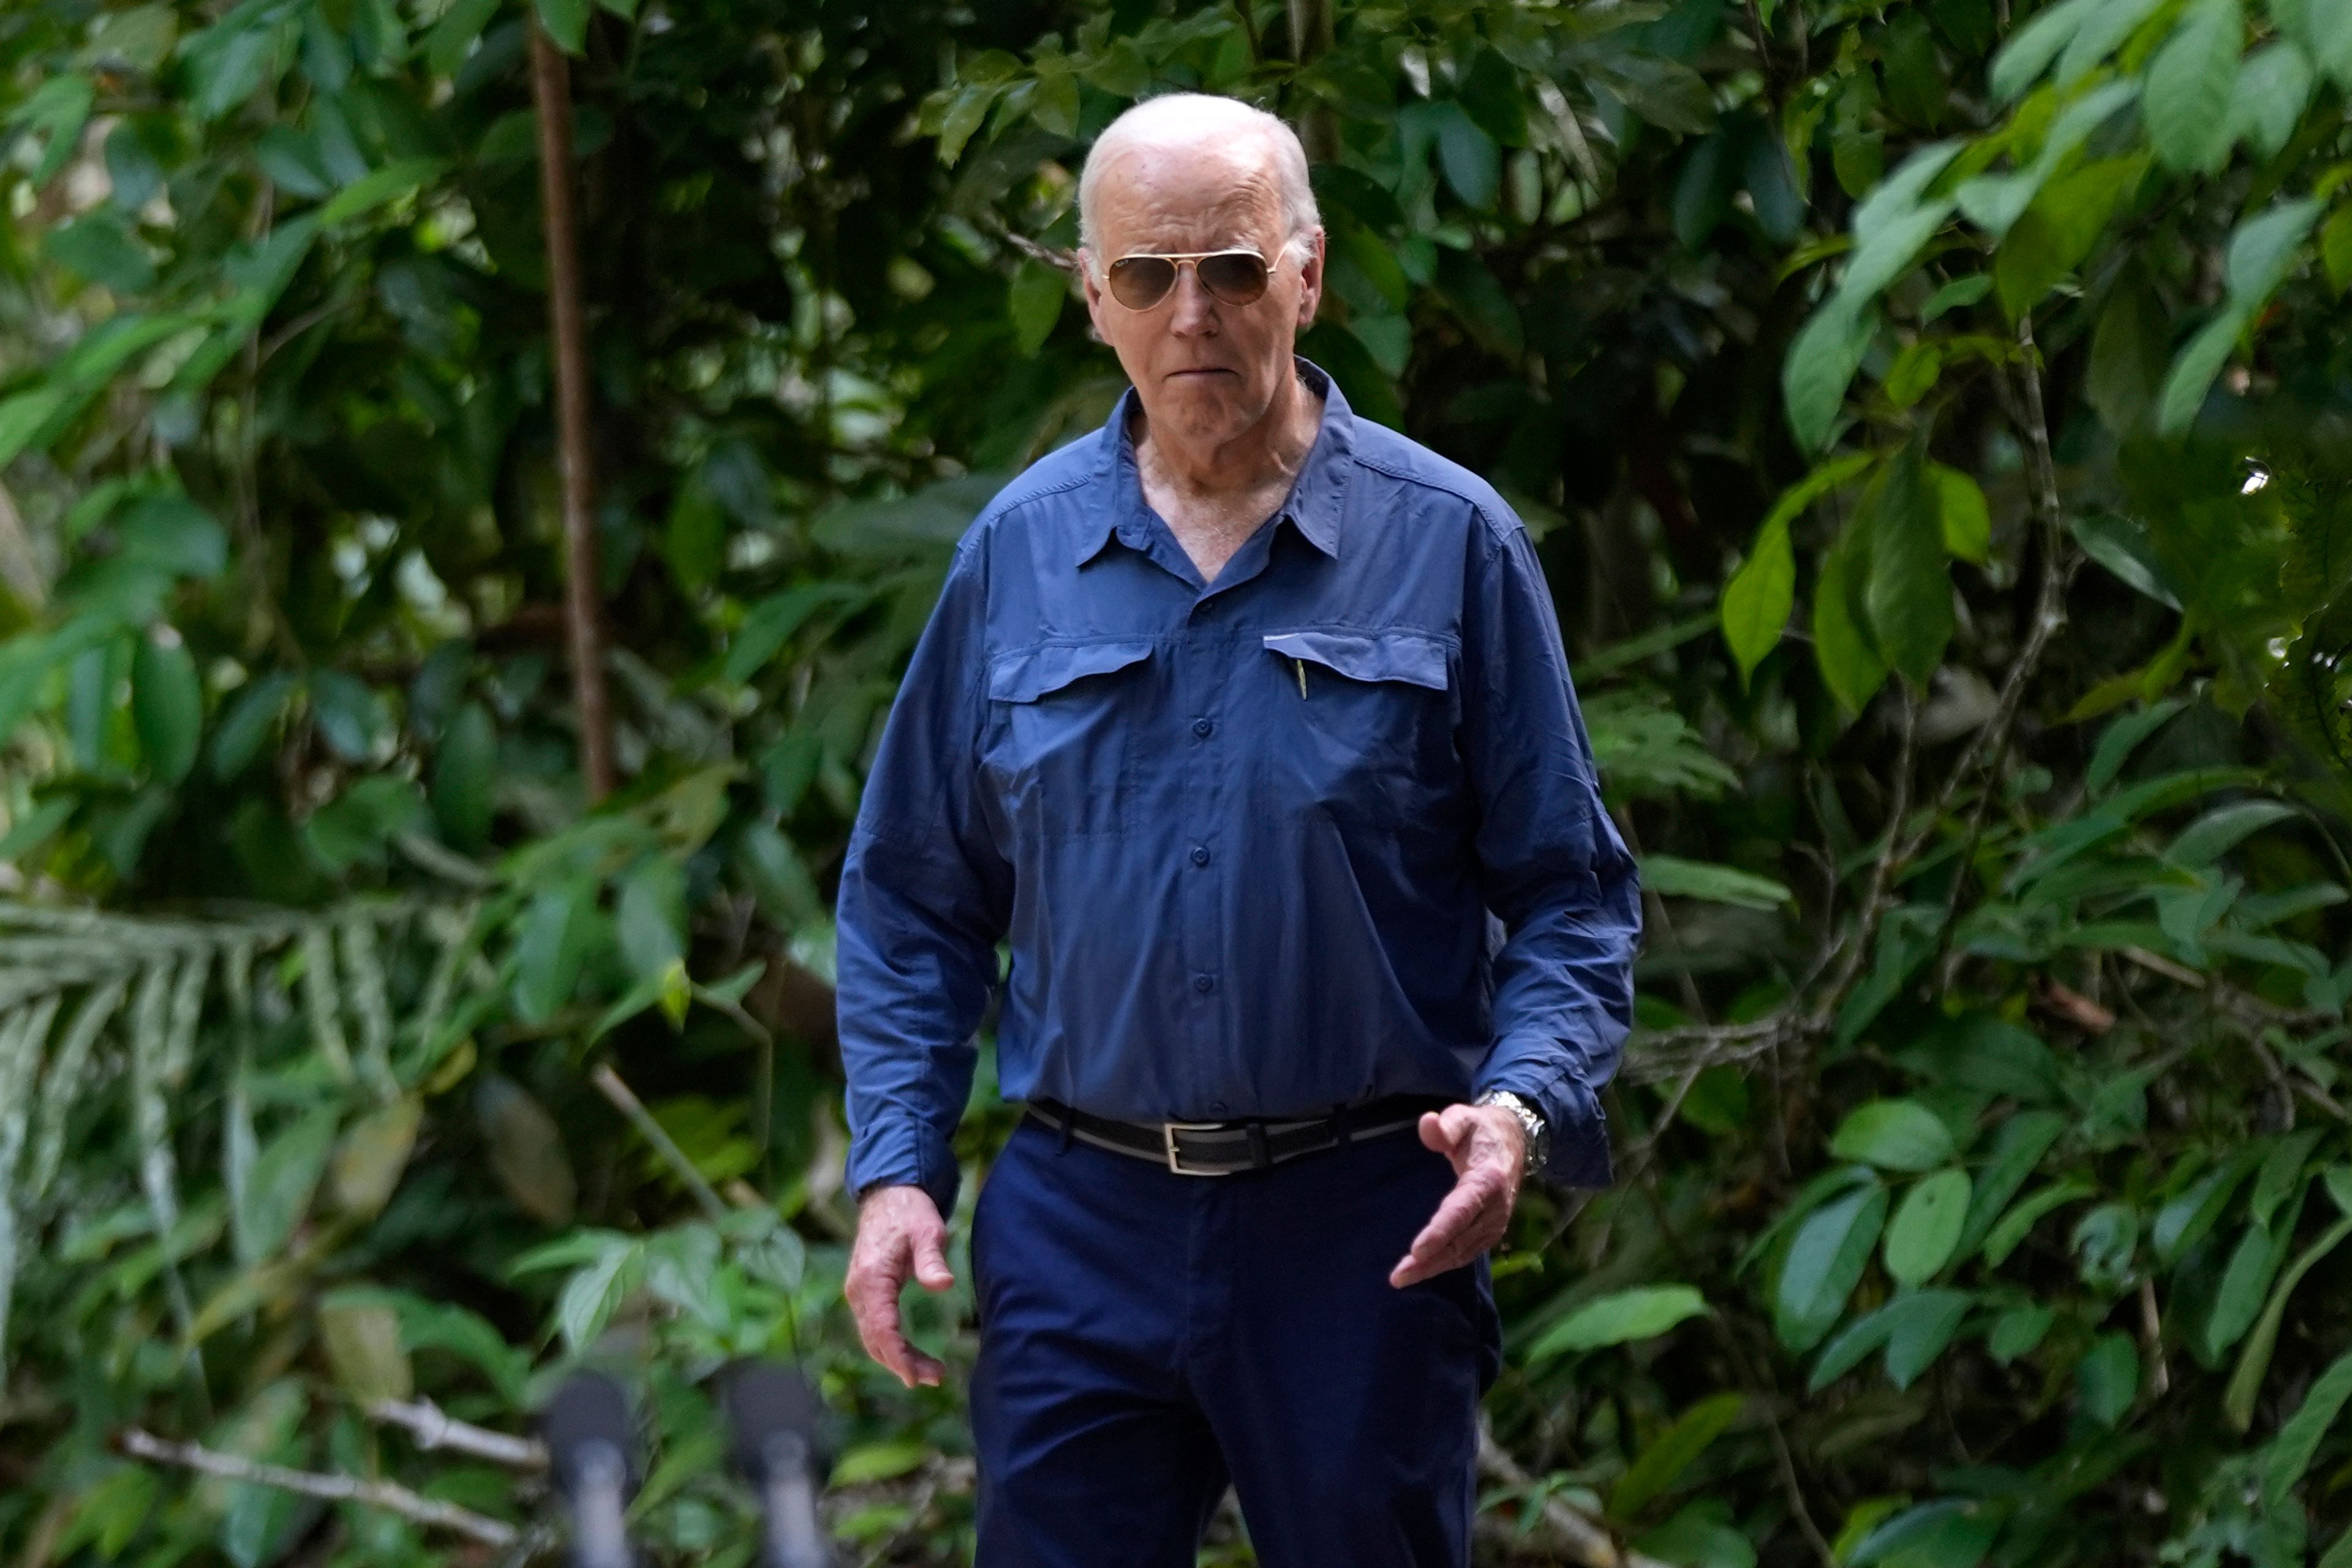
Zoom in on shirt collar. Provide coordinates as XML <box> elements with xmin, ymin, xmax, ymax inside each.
<box><xmin>1078</xmin><ymin>355</ymin><xmax>1357</xmax><ymax>568</ymax></box>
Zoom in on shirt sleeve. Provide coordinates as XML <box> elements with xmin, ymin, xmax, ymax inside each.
<box><xmin>1459</xmin><ymin>512</ymin><xmax>1643</xmax><ymax>1189</ymax></box>
<box><xmin>835</xmin><ymin>538</ymin><xmax>1012</xmax><ymax>1216</ymax></box>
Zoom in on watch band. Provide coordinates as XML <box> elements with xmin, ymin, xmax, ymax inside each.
<box><xmin>1475</xmin><ymin>1090</ymin><xmax>1550</xmax><ymax>1179</ymax></box>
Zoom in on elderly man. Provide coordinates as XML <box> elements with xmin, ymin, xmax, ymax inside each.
<box><xmin>835</xmin><ymin>91</ymin><xmax>1640</xmax><ymax>1566</ymax></box>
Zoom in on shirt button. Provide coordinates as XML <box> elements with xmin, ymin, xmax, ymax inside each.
<box><xmin>1210</xmin><ymin>1101</ymin><xmax>1227</xmax><ymax>1114</ymax></box>
<box><xmin>1189</xmin><ymin>845</ymin><xmax>1211</xmax><ymax>867</ymax></box>
<box><xmin>1192</xmin><ymin>974</ymin><xmax>1215</xmax><ymax>993</ymax></box>
<box><xmin>1192</xmin><ymin>718</ymin><xmax>1213</xmax><ymax>738</ymax></box>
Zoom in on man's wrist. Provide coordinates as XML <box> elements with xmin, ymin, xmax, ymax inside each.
<box><xmin>1474</xmin><ymin>1090</ymin><xmax>1550</xmax><ymax>1180</ymax></box>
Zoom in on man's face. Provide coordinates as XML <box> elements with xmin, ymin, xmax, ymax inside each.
<box><xmin>1080</xmin><ymin>136</ymin><xmax>1324</xmax><ymax>448</ymax></box>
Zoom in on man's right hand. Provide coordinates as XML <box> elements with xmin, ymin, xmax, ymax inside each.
<box><xmin>843</xmin><ymin>1184</ymin><xmax>956</xmax><ymax>1387</ymax></box>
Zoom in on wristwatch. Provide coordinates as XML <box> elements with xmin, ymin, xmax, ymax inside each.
<box><xmin>1474</xmin><ymin>1090</ymin><xmax>1550</xmax><ymax>1180</ymax></box>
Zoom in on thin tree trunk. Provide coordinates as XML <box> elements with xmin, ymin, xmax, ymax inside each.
<box><xmin>1286</xmin><ymin>0</ymin><xmax>1340</xmax><ymax>164</ymax></box>
<box><xmin>529</xmin><ymin>23</ymin><xmax>616</xmax><ymax>802</ymax></box>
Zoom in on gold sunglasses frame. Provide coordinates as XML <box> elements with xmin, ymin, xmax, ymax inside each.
<box><xmin>1100</xmin><ymin>247</ymin><xmax>1282</xmax><ymax>311</ymax></box>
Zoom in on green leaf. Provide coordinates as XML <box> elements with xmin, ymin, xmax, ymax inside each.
<box><xmin>1884</xmin><ymin>1288</ymin><xmax>1975</xmax><ymax>1389</ymax></box>
<box><xmin>1783</xmin><ymin>296</ymin><xmax>1878</xmax><ymax>453</ymax></box>
<box><xmin>427</xmin><ymin>0</ymin><xmax>503</xmax><ymax>75</ymax></box>
<box><xmin>936</xmin><ymin>83</ymin><xmax>1000</xmax><ymax>164</ymax></box>
<box><xmin>2057</xmin><ymin>0</ymin><xmax>2171</xmax><ymax>83</ymax></box>
<box><xmin>9</xmin><ymin>73</ymin><xmax>96</xmax><ymax>186</ymax></box>
<box><xmin>2169</xmin><ymin>800</ymin><xmax>2296</xmax><ymax>866</ymax></box>
<box><xmin>1926</xmin><ymin>464</ymin><xmax>1991</xmax><ymax>564</ymax></box>
<box><xmin>2225</xmin><ymin>1210</ymin><xmax>2352</xmax><ymax>1428</ymax></box>
<box><xmin>2086</xmin><ymin>698</ymin><xmax>2185</xmax><ymax>793</ymax></box>
<box><xmin>2229</xmin><ymin>43</ymin><xmax>2316</xmax><ymax>158</ymax></box>
<box><xmin>2266</xmin><ymin>1348</ymin><xmax>2352</xmax><ymax>1510</ymax></box>
<box><xmin>737</xmin><ymin>821</ymin><xmax>823</xmax><ymax>927</ymax></box>
<box><xmin>832</xmin><ymin>1439</ymin><xmax>930</xmax><ymax>1486</ymax></box>
<box><xmin>1848</xmin><ymin>1497</ymin><xmax>2001</xmax><ymax>1567</ymax></box>
<box><xmin>1433</xmin><ymin>102</ymin><xmax>1501</xmax><ymax>209</ymax></box>
<box><xmin>1431</xmin><ymin>248</ymin><xmax>1523</xmax><ymax>357</ymax></box>
<box><xmin>1989</xmin><ymin>0</ymin><xmax>2106</xmax><ymax>99</ymax></box>
<box><xmin>2155</xmin><ymin>303</ymin><xmax>2248</xmax><ymax>435</ymax></box>
<box><xmin>1986</xmin><ymin>1303</ymin><xmax>2054</xmax><ymax>1361</ymax></box>
<box><xmin>211</xmin><ymin>673</ymin><xmax>297</xmax><ymax>779</ymax></box>
<box><xmin>556</xmin><ymin>1237</ymin><xmax>640</xmax><ymax>1351</ymax></box>
<box><xmin>45</xmin><ymin>212</ymin><xmax>156</xmax><ymax>293</ymax></box>
<box><xmin>1860</xmin><ymin>447</ymin><xmax>1954</xmax><ymax>685</ymax></box>
<box><xmin>130</xmin><ymin>631</ymin><xmax>203</xmax><ymax>783</ymax></box>
<box><xmin>1008</xmin><ymin>260</ymin><xmax>1067</xmax><ymax>356</ymax></box>
<box><xmin>535</xmin><ymin>0</ymin><xmax>589</xmax><ymax>53</ymax></box>
<box><xmin>330</xmin><ymin>1098</ymin><xmax>421</xmax><ymax>1220</ymax></box>
<box><xmin>1884</xmin><ymin>1169</ymin><xmax>1973</xmax><ymax>1285</ymax></box>
<box><xmin>309</xmin><ymin>669</ymin><xmax>388</xmax><ymax>761</ymax></box>
<box><xmin>1776</xmin><ymin>1180</ymin><xmax>1889</xmax><ymax>1351</ymax></box>
<box><xmin>513</xmin><ymin>878</ymin><xmax>598</xmax><ymax>1023</ymax></box>
<box><xmin>1720</xmin><ymin>516</ymin><xmax>1797</xmax><ymax>684</ymax></box>
<box><xmin>1638</xmin><ymin>855</ymin><xmax>1792</xmax><ymax>910</ymax></box>
<box><xmin>1722</xmin><ymin>452</ymin><xmax>1874</xmax><ymax>681</ymax></box>
<box><xmin>2076</xmin><ymin>1331</ymin><xmax>2139</xmax><ymax>1426</ymax></box>
<box><xmin>2227</xmin><ymin>197</ymin><xmax>2326</xmax><ymax>303</ymax></box>
<box><xmin>183</xmin><ymin>14</ymin><xmax>287</xmax><ymax>120</ymax></box>
<box><xmin>475</xmin><ymin>1075</ymin><xmax>577</xmax><ymax>1227</ymax></box>
<box><xmin>318</xmin><ymin>1295</ymin><xmax>413</xmax><ymax>1404</ymax></box>
<box><xmin>2207</xmin><ymin>1210</ymin><xmax>2297</xmax><ymax>1360</ymax></box>
<box><xmin>2144</xmin><ymin>0</ymin><xmax>2244</xmax><ymax>173</ymax></box>
<box><xmin>233</xmin><ymin>1106</ymin><xmax>340</xmax><ymax>1265</ymax></box>
<box><xmin>725</xmin><ymin>583</ymin><xmax>863</xmax><ymax>684</ymax></box>
<box><xmin>1609</xmin><ymin>1394</ymin><xmax>1746</xmax><ymax>1521</ymax></box>
<box><xmin>1956</xmin><ymin>1110</ymin><xmax>2068</xmax><ymax>1258</ymax></box>
<box><xmin>1831</xmin><ymin>1101</ymin><xmax>1957</xmax><ymax>1172</ymax></box>
<box><xmin>317</xmin><ymin>158</ymin><xmax>444</xmax><ymax>226</ymax></box>
<box><xmin>616</xmin><ymin>856</ymin><xmax>687</xmax><ymax>983</ymax></box>
<box><xmin>1812</xmin><ymin>514</ymin><xmax>1887</xmax><ymax>712</ymax></box>
<box><xmin>1527</xmin><ymin>1286</ymin><xmax>1709</xmax><ymax>1363</ymax></box>
<box><xmin>432</xmin><ymin>701</ymin><xmax>497</xmax><ymax>852</ymax></box>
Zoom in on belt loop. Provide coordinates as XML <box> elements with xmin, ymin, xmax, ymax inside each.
<box><xmin>1245</xmin><ymin>1121</ymin><xmax>1271</xmax><ymax>1170</ymax></box>
<box><xmin>1057</xmin><ymin>1104</ymin><xmax>1076</xmax><ymax>1153</ymax></box>
<box><xmin>1330</xmin><ymin>1102</ymin><xmax>1352</xmax><ymax>1148</ymax></box>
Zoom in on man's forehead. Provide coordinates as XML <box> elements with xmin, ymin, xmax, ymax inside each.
<box><xmin>1089</xmin><ymin>140</ymin><xmax>1285</xmax><ymax>239</ymax></box>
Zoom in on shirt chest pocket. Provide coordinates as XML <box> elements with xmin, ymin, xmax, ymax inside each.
<box><xmin>983</xmin><ymin>638</ymin><xmax>1157</xmax><ymax>838</ymax></box>
<box><xmin>1261</xmin><ymin>628</ymin><xmax>1460</xmax><ymax>825</ymax></box>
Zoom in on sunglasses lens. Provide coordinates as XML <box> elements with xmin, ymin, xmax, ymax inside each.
<box><xmin>1198</xmin><ymin>252</ymin><xmax>1271</xmax><ymax>304</ymax></box>
<box><xmin>1107</xmin><ymin>256</ymin><xmax>1178</xmax><ymax>309</ymax></box>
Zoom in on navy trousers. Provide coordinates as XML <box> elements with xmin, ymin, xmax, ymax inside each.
<box><xmin>968</xmin><ymin>1113</ymin><xmax>1504</xmax><ymax>1567</ymax></box>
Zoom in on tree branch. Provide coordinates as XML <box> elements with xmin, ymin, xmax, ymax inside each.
<box><xmin>530</xmin><ymin>22</ymin><xmax>616</xmax><ymax>802</ymax></box>
<box><xmin>367</xmin><ymin>1398</ymin><xmax>547</xmax><ymax>1470</ymax></box>
<box><xmin>1477</xmin><ymin>1427</ymin><xmax>1675</xmax><ymax>1568</ymax></box>
<box><xmin>118</xmin><ymin>1428</ymin><xmax>518</xmax><ymax>1547</ymax></box>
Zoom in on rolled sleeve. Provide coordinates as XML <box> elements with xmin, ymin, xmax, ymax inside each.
<box><xmin>835</xmin><ymin>539</ymin><xmax>1012</xmax><ymax>1216</ymax></box>
<box><xmin>1460</xmin><ymin>516</ymin><xmax>1643</xmax><ymax>1189</ymax></box>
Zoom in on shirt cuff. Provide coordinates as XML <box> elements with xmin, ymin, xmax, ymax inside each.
<box><xmin>1474</xmin><ymin>1040</ymin><xmax>1615</xmax><ymax>1191</ymax></box>
<box><xmin>844</xmin><ymin>1112</ymin><xmax>962</xmax><ymax>1216</ymax></box>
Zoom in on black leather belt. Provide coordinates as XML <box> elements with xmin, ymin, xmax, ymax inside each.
<box><xmin>1024</xmin><ymin>1094</ymin><xmax>1448</xmax><ymax>1176</ymax></box>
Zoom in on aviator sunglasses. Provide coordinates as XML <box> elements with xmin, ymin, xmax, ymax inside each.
<box><xmin>1103</xmin><ymin>247</ymin><xmax>1280</xmax><ymax>311</ymax></box>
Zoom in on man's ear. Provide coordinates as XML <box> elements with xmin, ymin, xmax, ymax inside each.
<box><xmin>1077</xmin><ymin>250</ymin><xmax>1110</xmax><ymax>341</ymax></box>
<box><xmin>1293</xmin><ymin>228</ymin><xmax>1326</xmax><ymax>329</ymax></box>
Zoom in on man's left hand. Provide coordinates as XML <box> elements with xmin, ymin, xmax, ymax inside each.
<box><xmin>1389</xmin><ymin>1102</ymin><xmax>1525</xmax><ymax>1288</ymax></box>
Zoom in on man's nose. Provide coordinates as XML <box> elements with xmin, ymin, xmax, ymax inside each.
<box><xmin>1167</xmin><ymin>265</ymin><xmax>1218</xmax><ymax>334</ymax></box>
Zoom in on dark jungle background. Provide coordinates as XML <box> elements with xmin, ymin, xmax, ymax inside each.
<box><xmin>7</xmin><ymin>0</ymin><xmax>2352</xmax><ymax>1564</ymax></box>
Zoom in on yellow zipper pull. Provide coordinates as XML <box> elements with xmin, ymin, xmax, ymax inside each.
<box><xmin>1294</xmin><ymin>658</ymin><xmax>1308</xmax><ymax>698</ymax></box>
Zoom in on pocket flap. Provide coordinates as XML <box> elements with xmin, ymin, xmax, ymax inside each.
<box><xmin>1263</xmin><ymin>630</ymin><xmax>1450</xmax><ymax>691</ymax></box>
<box><xmin>987</xmin><ymin>639</ymin><xmax>1155</xmax><ymax>703</ymax></box>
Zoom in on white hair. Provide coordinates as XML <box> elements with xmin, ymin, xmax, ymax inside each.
<box><xmin>1076</xmin><ymin>92</ymin><xmax>1321</xmax><ymax>276</ymax></box>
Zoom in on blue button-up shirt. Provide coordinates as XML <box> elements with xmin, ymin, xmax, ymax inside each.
<box><xmin>836</xmin><ymin>361</ymin><xmax>1641</xmax><ymax>1214</ymax></box>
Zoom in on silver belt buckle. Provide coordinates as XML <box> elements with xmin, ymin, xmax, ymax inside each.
<box><xmin>1162</xmin><ymin>1121</ymin><xmax>1235</xmax><ymax>1176</ymax></box>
